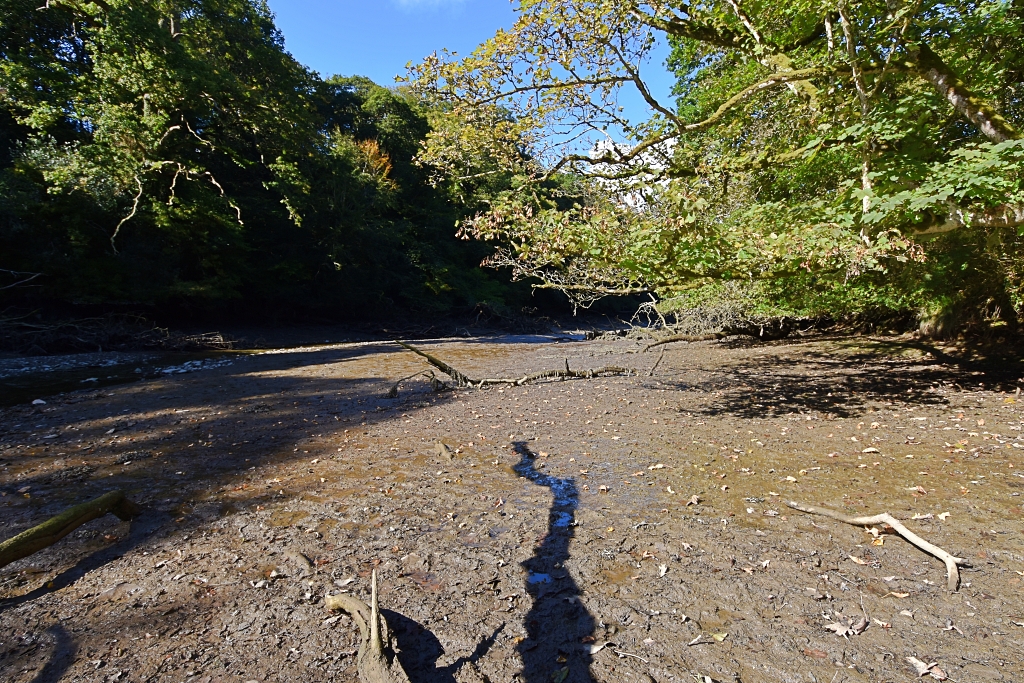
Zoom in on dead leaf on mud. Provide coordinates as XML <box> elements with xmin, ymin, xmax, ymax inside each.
<box><xmin>686</xmin><ymin>495</ymin><xmax>700</xmax><ymax>506</ymax></box>
<box><xmin>824</xmin><ymin>615</ymin><xmax>868</xmax><ymax>639</ymax></box>
<box><xmin>849</xmin><ymin>555</ymin><xmax>869</xmax><ymax>565</ymax></box>
<box><xmin>802</xmin><ymin>648</ymin><xmax>828</xmax><ymax>658</ymax></box>
<box><xmin>906</xmin><ymin>656</ymin><xmax>948</xmax><ymax>680</ymax></box>
<box><xmin>804</xmin><ymin>587</ymin><xmax>829</xmax><ymax>601</ymax></box>
<box><xmin>403</xmin><ymin>571</ymin><xmax>444</xmax><ymax>592</ymax></box>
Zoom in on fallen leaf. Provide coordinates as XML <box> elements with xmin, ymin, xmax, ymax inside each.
<box><xmin>907</xmin><ymin>657</ymin><xmax>932</xmax><ymax>676</ymax></box>
<box><xmin>686</xmin><ymin>494</ymin><xmax>700</xmax><ymax>506</ymax></box>
<box><xmin>648</xmin><ymin>463</ymin><xmax>666</xmax><ymax>470</ymax></box>
<box><xmin>872</xmin><ymin>618</ymin><xmax>891</xmax><ymax>629</ymax></box>
<box><xmin>658</xmin><ymin>564</ymin><xmax>667</xmax><ymax>577</ymax></box>
<box><xmin>938</xmin><ymin>512</ymin><xmax>950</xmax><ymax>520</ymax></box>
<box><xmin>824</xmin><ymin>615</ymin><xmax>868</xmax><ymax>639</ymax></box>
<box><xmin>906</xmin><ymin>656</ymin><xmax>948</xmax><ymax>680</ymax></box>
<box><xmin>710</xmin><ymin>632</ymin><xmax>728</xmax><ymax>642</ymax></box>
<box><xmin>911</xmin><ymin>513</ymin><xmax>933</xmax><ymax>520</ymax></box>
<box><xmin>862</xmin><ymin>447</ymin><xmax>880</xmax><ymax>453</ymax></box>
<box><xmin>785</xmin><ymin>475</ymin><xmax>797</xmax><ymax>482</ymax></box>
<box><xmin>849</xmin><ymin>555</ymin><xmax>869</xmax><ymax>565</ymax></box>
<box><xmin>871</xmin><ymin>538</ymin><xmax>884</xmax><ymax>546</ymax></box>
<box><xmin>802</xmin><ymin>648</ymin><xmax>828</xmax><ymax>658</ymax></box>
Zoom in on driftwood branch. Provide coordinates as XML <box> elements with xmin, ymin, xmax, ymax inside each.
<box><xmin>395</xmin><ymin>341</ymin><xmax>474</xmax><ymax>387</ymax></box>
<box><xmin>644</xmin><ymin>332</ymin><xmax>726</xmax><ymax>351</ymax></box>
<box><xmin>395</xmin><ymin>341</ymin><xmax>634</xmax><ymax>387</ymax></box>
<box><xmin>0</xmin><ymin>490</ymin><xmax>141</xmax><ymax>570</ymax></box>
<box><xmin>785</xmin><ymin>501</ymin><xmax>965</xmax><ymax>590</ymax></box>
<box><xmin>325</xmin><ymin>570</ymin><xmax>411</xmax><ymax>683</ymax></box>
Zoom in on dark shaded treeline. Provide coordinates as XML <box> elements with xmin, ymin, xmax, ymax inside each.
<box><xmin>0</xmin><ymin>0</ymin><xmax>530</xmax><ymax>321</ymax></box>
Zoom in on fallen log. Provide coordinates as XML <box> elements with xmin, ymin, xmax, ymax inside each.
<box><xmin>395</xmin><ymin>340</ymin><xmax>634</xmax><ymax>387</ymax></box>
<box><xmin>0</xmin><ymin>490</ymin><xmax>141</xmax><ymax>570</ymax></box>
<box><xmin>785</xmin><ymin>500</ymin><xmax>965</xmax><ymax>590</ymax></box>
<box><xmin>326</xmin><ymin>570</ymin><xmax>411</xmax><ymax>683</ymax></box>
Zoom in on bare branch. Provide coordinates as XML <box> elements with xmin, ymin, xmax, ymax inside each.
<box><xmin>110</xmin><ymin>175</ymin><xmax>143</xmax><ymax>254</ymax></box>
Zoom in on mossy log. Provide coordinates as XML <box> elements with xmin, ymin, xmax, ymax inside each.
<box><xmin>0</xmin><ymin>490</ymin><xmax>141</xmax><ymax>569</ymax></box>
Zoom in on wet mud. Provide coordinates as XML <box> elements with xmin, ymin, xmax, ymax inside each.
<box><xmin>1</xmin><ymin>335</ymin><xmax>1023</xmax><ymax>682</ymax></box>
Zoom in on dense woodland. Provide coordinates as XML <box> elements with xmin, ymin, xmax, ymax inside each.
<box><xmin>0</xmin><ymin>0</ymin><xmax>522</xmax><ymax>321</ymax></box>
<box><xmin>2</xmin><ymin>0</ymin><xmax>1024</xmax><ymax>335</ymax></box>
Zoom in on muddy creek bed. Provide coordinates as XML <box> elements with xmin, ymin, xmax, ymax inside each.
<box><xmin>1</xmin><ymin>335</ymin><xmax>1022</xmax><ymax>682</ymax></box>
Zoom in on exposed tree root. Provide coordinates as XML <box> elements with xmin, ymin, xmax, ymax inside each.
<box><xmin>644</xmin><ymin>333</ymin><xmax>726</xmax><ymax>351</ymax></box>
<box><xmin>0</xmin><ymin>490</ymin><xmax>141</xmax><ymax>570</ymax></box>
<box><xmin>325</xmin><ymin>570</ymin><xmax>411</xmax><ymax>683</ymax></box>
<box><xmin>786</xmin><ymin>501</ymin><xmax>965</xmax><ymax>591</ymax></box>
<box><xmin>395</xmin><ymin>340</ymin><xmax>634</xmax><ymax>387</ymax></box>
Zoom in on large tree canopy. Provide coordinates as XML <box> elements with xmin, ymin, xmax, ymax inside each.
<box><xmin>412</xmin><ymin>0</ymin><xmax>1024</xmax><ymax>323</ymax></box>
<box><xmin>0</xmin><ymin>0</ymin><xmax>515</xmax><ymax>315</ymax></box>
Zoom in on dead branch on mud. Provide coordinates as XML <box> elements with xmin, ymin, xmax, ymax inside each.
<box><xmin>644</xmin><ymin>332</ymin><xmax>727</xmax><ymax>351</ymax></box>
<box><xmin>325</xmin><ymin>569</ymin><xmax>411</xmax><ymax>683</ymax></box>
<box><xmin>785</xmin><ymin>501</ymin><xmax>965</xmax><ymax>590</ymax></box>
<box><xmin>395</xmin><ymin>341</ymin><xmax>634</xmax><ymax>387</ymax></box>
<box><xmin>0</xmin><ymin>490</ymin><xmax>141</xmax><ymax>570</ymax></box>
<box><xmin>383</xmin><ymin>371</ymin><xmax>436</xmax><ymax>399</ymax></box>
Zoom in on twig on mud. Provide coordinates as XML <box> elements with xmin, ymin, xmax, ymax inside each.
<box><xmin>647</xmin><ymin>346</ymin><xmax>666</xmax><ymax>377</ymax></box>
<box><xmin>613</xmin><ymin>649</ymin><xmax>649</xmax><ymax>663</ymax></box>
<box><xmin>644</xmin><ymin>333</ymin><xmax>726</xmax><ymax>352</ymax></box>
<box><xmin>785</xmin><ymin>501</ymin><xmax>966</xmax><ymax>591</ymax></box>
<box><xmin>394</xmin><ymin>341</ymin><xmax>635</xmax><ymax>387</ymax></box>
<box><xmin>0</xmin><ymin>491</ymin><xmax>141</xmax><ymax>569</ymax></box>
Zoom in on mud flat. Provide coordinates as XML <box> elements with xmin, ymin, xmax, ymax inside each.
<box><xmin>1</xmin><ymin>335</ymin><xmax>1023</xmax><ymax>682</ymax></box>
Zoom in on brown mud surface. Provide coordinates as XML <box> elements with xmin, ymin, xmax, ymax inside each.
<box><xmin>2</xmin><ymin>334</ymin><xmax>1023</xmax><ymax>682</ymax></box>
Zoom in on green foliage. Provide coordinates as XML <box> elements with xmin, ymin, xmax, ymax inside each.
<box><xmin>0</xmin><ymin>0</ymin><xmax>517</xmax><ymax>316</ymax></box>
<box><xmin>412</xmin><ymin>0</ymin><xmax>1024</xmax><ymax>329</ymax></box>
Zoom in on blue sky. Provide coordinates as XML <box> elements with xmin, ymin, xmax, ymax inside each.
<box><xmin>265</xmin><ymin>0</ymin><xmax>675</xmax><ymax>128</ymax></box>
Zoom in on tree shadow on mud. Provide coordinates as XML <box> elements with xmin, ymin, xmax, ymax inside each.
<box><xmin>512</xmin><ymin>441</ymin><xmax>594</xmax><ymax>683</ymax></box>
<box><xmin>387</xmin><ymin>610</ymin><xmax>503</xmax><ymax>683</ymax></box>
<box><xmin>664</xmin><ymin>339</ymin><xmax>1024</xmax><ymax>419</ymax></box>
<box><xmin>15</xmin><ymin>623</ymin><xmax>77</xmax><ymax>683</ymax></box>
